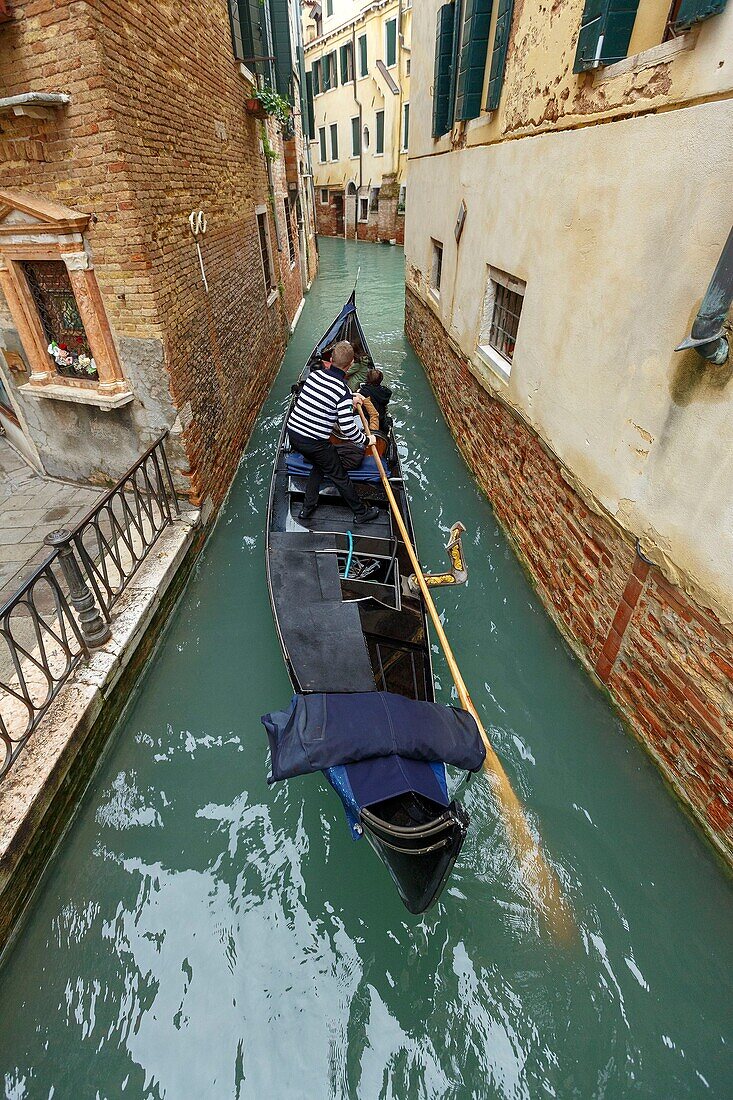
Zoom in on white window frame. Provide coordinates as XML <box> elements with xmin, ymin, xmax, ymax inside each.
<box><xmin>375</xmin><ymin>108</ymin><xmax>385</xmax><ymax>156</ymax></box>
<box><xmin>255</xmin><ymin>204</ymin><xmax>277</xmax><ymax>307</ymax></box>
<box><xmin>476</xmin><ymin>266</ymin><xmax>526</xmax><ymax>383</ymax></box>
<box><xmin>429</xmin><ymin>238</ymin><xmax>443</xmax><ymax>300</ymax></box>
<box><xmin>329</xmin><ymin>122</ymin><xmax>339</xmax><ymax>161</ymax></box>
<box><xmin>401</xmin><ymin>102</ymin><xmax>409</xmax><ymax>152</ymax></box>
<box><xmin>318</xmin><ymin>126</ymin><xmax>327</xmax><ymax>163</ymax></box>
<box><xmin>320</xmin><ymin>188</ymin><xmax>329</xmax><ymax>205</ymax></box>
<box><xmin>358</xmin><ymin>196</ymin><xmax>370</xmax><ymax>223</ymax></box>
<box><xmin>350</xmin><ymin>115</ymin><xmax>360</xmax><ymax>158</ymax></box>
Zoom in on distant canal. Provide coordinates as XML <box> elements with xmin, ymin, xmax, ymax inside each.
<box><xmin>1</xmin><ymin>239</ymin><xmax>731</xmax><ymax>1099</ymax></box>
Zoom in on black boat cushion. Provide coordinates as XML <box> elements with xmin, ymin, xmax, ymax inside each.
<box><xmin>261</xmin><ymin>691</ymin><xmax>486</xmax><ymax>782</ymax></box>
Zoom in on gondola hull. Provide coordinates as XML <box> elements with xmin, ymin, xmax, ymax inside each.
<box><xmin>264</xmin><ymin>292</ymin><xmax>471</xmax><ymax>914</ymax></box>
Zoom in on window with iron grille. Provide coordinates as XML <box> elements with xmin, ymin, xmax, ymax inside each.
<box><xmin>256</xmin><ymin>209</ymin><xmax>276</xmax><ymax>296</ymax></box>
<box><xmin>358</xmin><ymin>196</ymin><xmax>369</xmax><ymax>222</ymax></box>
<box><xmin>283</xmin><ymin>197</ymin><xmax>296</xmax><ymax>266</ymax></box>
<box><xmin>21</xmin><ymin>260</ymin><xmax>97</xmax><ymax>381</ymax></box>
<box><xmin>477</xmin><ymin>266</ymin><xmax>525</xmax><ymax>380</ymax></box>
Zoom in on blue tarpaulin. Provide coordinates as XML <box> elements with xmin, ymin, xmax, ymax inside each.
<box><xmin>261</xmin><ymin>691</ymin><xmax>486</xmax><ymax>783</ymax></box>
<box><xmin>286</xmin><ymin>451</ymin><xmax>389</xmax><ymax>482</ymax></box>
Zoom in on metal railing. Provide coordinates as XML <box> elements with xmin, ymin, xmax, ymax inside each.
<box><xmin>0</xmin><ymin>432</ymin><xmax>180</xmax><ymax>779</ymax></box>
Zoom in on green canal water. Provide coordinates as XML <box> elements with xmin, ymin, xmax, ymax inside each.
<box><xmin>1</xmin><ymin>239</ymin><xmax>732</xmax><ymax>1099</ymax></box>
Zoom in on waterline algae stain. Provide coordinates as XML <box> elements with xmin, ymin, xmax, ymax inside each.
<box><xmin>0</xmin><ymin>241</ymin><xmax>731</xmax><ymax>1098</ymax></box>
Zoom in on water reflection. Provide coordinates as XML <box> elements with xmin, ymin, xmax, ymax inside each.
<box><xmin>0</xmin><ymin>240</ymin><xmax>731</xmax><ymax>1099</ymax></box>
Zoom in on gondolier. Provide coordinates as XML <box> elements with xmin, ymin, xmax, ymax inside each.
<box><xmin>288</xmin><ymin>340</ymin><xmax>380</xmax><ymax>525</ymax></box>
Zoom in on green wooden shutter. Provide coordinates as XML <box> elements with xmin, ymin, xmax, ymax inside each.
<box><xmin>455</xmin><ymin>0</ymin><xmax>494</xmax><ymax>121</ymax></box>
<box><xmin>573</xmin><ymin>0</ymin><xmax>640</xmax><ymax>73</ymax></box>
<box><xmin>312</xmin><ymin>59</ymin><xmax>321</xmax><ymax>95</ymax></box>
<box><xmin>376</xmin><ymin>109</ymin><xmax>385</xmax><ymax>153</ymax></box>
<box><xmin>386</xmin><ymin>18</ymin><xmax>397</xmax><ymax>66</ymax></box>
<box><xmin>269</xmin><ymin>0</ymin><xmax>292</xmax><ymax>99</ymax></box>
<box><xmin>432</xmin><ymin>3</ymin><xmax>456</xmax><ymax>137</ymax></box>
<box><xmin>402</xmin><ymin>102</ymin><xmax>410</xmax><ymax>148</ymax></box>
<box><xmin>486</xmin><ymin>0</ymin><xmax>514</xmax><ymax>110</ymax></box>
<box><xmin>340</xmin><ymin>43</ymin><xmax>349</xmax><ymax>83</ymax></box>
<box><xmin>305</xmin><ymin>70</ymin><xmax>315</xmax><ymax>138</ymax></box>
<box><xmin>330</xmin><ymin>123</ymin><xmax>338</xmax><ymax>159</ymax></box>
<box><xmin>319</xmin><ymin>128</ymin><xmax>327</xmax><ymax>161</ymax></box>
<box><xmin>323</xmin><ymin>52</ymin><xmax>331</xmax><ymax>91</ymax></box>
<box><xmin>351</xmin><ymin>116</ymin><xmax>360</xmax><ymax>155</ymax></box>
<box><xmin>358</xmin><ymin>33</ymin><xmax>368</xmax><ymax>76</ymax></box>
<box><xmin>672</xmin><ymin>0</ymin><xmax>728</xmax><ymax>28</ymax></box>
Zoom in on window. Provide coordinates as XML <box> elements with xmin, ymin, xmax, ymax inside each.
<box><xmin>283</xmin><ymin>197</ymin><xmax>296</xmax><ymax>266</ymax></box>
<box><xmin>319</xmin><ymin>126</ymin><xmax>327</xmax><ymax>162</ymax></box>
<box><xmin>573</xmin><ymin>0</ymin><xmax>643</xmax><ymax>73</ymax></box>
<box><xmin>370</xmin><ymin>187</ymin><xmax>380</xmax><ymax>212</ymax></box>
<box><xmin>330</xmin><ymin>122</ymin><xmax>339</xmax><ymax>160</ymax></box>
<box><xmin>358</xmin><ymin>33</ymin><xmax>368</xmax><ymax>77</ymax></box>
<box><xmin>305</xmin><ymin>70</ymin><xmax>315</xmax><ymax>138</ymax></box>
<box><xmin>375</xmin><ymin>109</ymin><xmax>385</xmax><ymax>154</ymax></box>
<box><xmin>432</xmin><ymin>4</ymin><xmax>456</xmax><ymax>137</ymax></box>
<box><xmin>329</xmin><ymin>50</ymin><xmax>338</xmax><ymax>88</ymax></box>
<box><xmin>477</xmin><ymin>267</ymin><xmax>525</xmax><ymax>381</ymax></box>
<box><xmin>359</xmin><ymin>197</ymin><xmax>370</xmax><ymax>222</ymax></box>
<box><xmin>21</xmin><ymin>261</ymin><xmax>97</xmax><ymax>382</ymax></box>
<box><xmin>326</xmin><ymin>0</ymin><xmax>333</xmax><ymax>14</ymax></box>
<box><xmin>455</xmin><ymin>0</ymin><xmax>493</xmax><ymax>121</ymax></box>
<box><xmin>398</xmin><ymin>184</ymin><xmax>406</xmax><ymax>214</ymax></box>
<box><xmin>362</xmin><ymin>125</ymin><xmax>370</xmax><ymax>150</ymax></box>
<box><xmin>320</xmin><ymin>188</ymin><xmax>330</xmax><ymax>204</ymax></box>
<box><xmin>351</xmin><ymin>115</ymin><xmax>360</xmax><ymax>156</ymax></box>
<box><xmin>340</xmin><ymin>41</ymin><xmax>354</xmax><ymax>83</ymax></box>
<box><xmin>402</xmin><ymin>102</ymin><xmax>410</xmax><ymax>150</ymax></box>
<box><xmin>486</xmin><ymin>0</ymin><xmax>515</xmax><ymax>110</ymax></box>
<box><xmin>406</xmin><ymin>58</ymin><xmax>411</xmax><ymax>75</ymax></box>
<box><xmin>256</xmin><ymin>209</ymin><xmax>276</xmax><ymax>299</ymax></box>
<box><xmin>312</xmin><ymin>58</ymin><xmax>322</xmax><ymax>95</ymax></box>
<box><xmin>227</xmin><ymin>0</ymin><xmax>257</xmax><ymax>66</ymax></box>
<box><xmin>430</xmin><ymin>239</ymin><xmax>443</xmax><ymax>296</ymax></box>
<box><xmin>323</xmin><ymin>50</ymin><xmax>337</xmax><ymax>91</ymax></box>
<box><xmin>385</xmin><ymin>17</ymin><xmax>397</xmax><ymax>67</ymax></box>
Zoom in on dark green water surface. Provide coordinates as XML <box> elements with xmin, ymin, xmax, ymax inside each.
<box><xmin>1</xmin><ymin>240</ymin><xmax>731</xmax><ymax>1099</ymax></box>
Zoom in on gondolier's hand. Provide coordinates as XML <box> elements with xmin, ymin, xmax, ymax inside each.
<box><xmin>367</xmin><ymin>434</ymin><xmax>377</xmax><ymax>446</ymax></box>
<box><xmin>352</xmin><ymin>393</ymin><xmax>365</xmax><ymax>407</ymax></box>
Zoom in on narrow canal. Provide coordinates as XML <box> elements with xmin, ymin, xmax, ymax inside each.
<box><xmin>1</xmin><ymin>240</ymin><xmax>732</xmax><ymax>1099</ymax></box>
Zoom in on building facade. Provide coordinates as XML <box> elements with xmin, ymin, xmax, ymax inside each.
<box><xmin>303</xmin><ymin>0</ymin><xmax>410</xmax><ymax>243</ymax></box>
<box><xmin>0</xmin><ymin>0</ymin><xmax>317</xmax><ymax>511</ymax></box>
<box><xmin>406</xmin><ymin>0</ymin><xmax>733</xmax><ymax>863</ymax></box>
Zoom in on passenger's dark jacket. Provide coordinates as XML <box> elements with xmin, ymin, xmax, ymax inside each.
<box><xmin>359</xmin><ymin>382</ymin><xmax>392</xmax><ymax>432</ymax></box>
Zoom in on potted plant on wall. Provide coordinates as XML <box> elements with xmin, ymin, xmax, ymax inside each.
<box><xmin>245</xmin><ymin>86</ymin><xmax>292</xmax><ymax>127</ymax></box>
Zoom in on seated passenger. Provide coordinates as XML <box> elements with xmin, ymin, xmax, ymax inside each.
<box><xmin>359</xmin><ymin>368</ymin><xmax>392</xmax><ymax>433</ymax></box>
<box><xmin>330</xmin><ymin>391</ymin><xmax>379</xmax><ymax>469</ymax></box>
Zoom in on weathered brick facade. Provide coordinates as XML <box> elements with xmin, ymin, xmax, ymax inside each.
<box><xmin>0</xmin><ymin>0</ymin><xmax>316</xmax><ymax>509</ymax></box>
<box><xmin>406</xmin><ymin>287</ymin><xmax>733</xmax><ymax>868</ymax></box>
<box><xmin>315</xmin><ymin>188</ymin><xmax>405</xmax><ymax>245</ymax></box>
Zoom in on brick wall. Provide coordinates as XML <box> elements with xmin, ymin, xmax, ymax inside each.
<box><xmin>0</xmin><ymin>0</ymin><xmax>315</xmax><ymax>507</ymax></box>
<box><xmin>406</xmin><ymin>286</ymin><xmax>733</xmax><ymax>867</ymax></box>
<box><xmin>315</xmin><ymin>189</ymin><xmax>405</xmax><ymax>243</ymax></box>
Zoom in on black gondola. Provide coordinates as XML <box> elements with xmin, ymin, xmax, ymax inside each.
<box><xmin>263</xmin><ymin>292</ymin><xmax>482</xmax><ymax>914</ymax></box>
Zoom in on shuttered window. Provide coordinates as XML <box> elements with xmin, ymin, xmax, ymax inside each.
<box><xmin>351</xmin><ymin>116</ymin><xmax>361</xmax><ymax>155</ymax></box>
<box><xmin>269</xmin><ymin>0</ymin><xmax>293</xmax><ymax>99</ymax></box>
<box><xmin>455</xmin><ymin>0</ymin><xmax>493</xmax><ymax>122</ymax></box>
<box><xmin>402</xmin><ymin>102</ymin><xmax>410</xmax><ymax>150</ymax></box>
<box><xmin>330</xmin><ymin>122</ymin><xmax>339</xmax><ymax>160</ymax></box>
<box><xmin>319</xmin><ymin>127</ymin><xmax>327</xmax><ymax>162</ymax></box>
<box><xmin>312</xmin><ymin>58</ymin><xmax>322</xmax><ymax>95</ymax></box>
<box><xmin>573</xmin><ymin>0</ymin><xmax>640</xmax><ymax>73</ymax></box>
<box><xmin>432</xmin><ymin>3</ymin><xmax>456</xmax><ymax>138</ymax></box>
<box><xmin>340</xmin><ymin>42</ymin><xmax>354</xmax><ymax>83</ymax></box>
<box><xmin>486</xmin><ymin>0</ymin><xmax>514</xmax><ymax>110</ymax></box>
<box><xmin>358</xmin><ymin>33</ymin><xmax>368</xmax><ymax>76</ymax></box>
<box><xmin>323</xmin><ymin>50</ymin><xmax>338</xmax><ymax>90</ymax></box>
<box><xmin>385</xmin><ymin>18</ymin><xmax>397</xmax><ymax>66</ymax></box>
<box><xmin>671</xmin><ymin>0</ymin><xmax>728</xmax><ymax>28</ymax></box>
<box><xmin>305</xmin><ymin>70</ymin><xmax>315</xmax><ymax>138</ymax></box>
<box><xmin>376</xmin><ymin>109</ymin><xmax>385</xmax><ymax>153</ymax></box>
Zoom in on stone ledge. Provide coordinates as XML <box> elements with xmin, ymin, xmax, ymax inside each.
<box><xmin>0</xmin><ymin>512</ymin><xmax>201</xmax><ymax>952</ymax></box>
<box><xmin>19</xmin><ymin>383</ymin><xmax>134</xmax><ymax>410</ymax></box>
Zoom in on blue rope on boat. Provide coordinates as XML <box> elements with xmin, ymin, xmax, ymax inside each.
<box><xmin>344</xmin><ymin>530</ymin><xmax>354</xmax><ymax>579</ymax></box>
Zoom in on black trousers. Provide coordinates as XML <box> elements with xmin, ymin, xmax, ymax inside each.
<box><xmin>289</xmin><ymin>432</ymin><xmax>367</xmax><ymax>516</ymax></box>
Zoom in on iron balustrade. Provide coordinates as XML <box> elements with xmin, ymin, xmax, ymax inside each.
<box><xmin>0</xmin><ymin>432</ymin><xmax>180</xmax><ymax>779</ymax></box>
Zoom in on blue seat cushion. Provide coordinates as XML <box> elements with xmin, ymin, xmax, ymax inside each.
<box><xmin>286</xmin><ymin>451</ymin><xmax>389</xmax><ymax>482</ymax></box>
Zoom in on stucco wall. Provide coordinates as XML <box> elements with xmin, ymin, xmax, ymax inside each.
<box><xmin>406</xmin><ymin>97</ymin><xmax>733</xmax><ymax>621</ymax></box>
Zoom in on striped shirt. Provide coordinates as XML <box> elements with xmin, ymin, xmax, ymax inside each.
<box><xmin>288</xmin><ymin>366</ymin><xmax>366</xmax><ymax>446</ymax></box>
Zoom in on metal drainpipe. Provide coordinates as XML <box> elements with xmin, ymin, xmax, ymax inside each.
<box><xmin>675</xmin><ymin>225</ymin><xmax>733</xmax><ymax>365</ymax></box>
<box><xmin>352</xmin><ymin>24</ymin><xmax>363</xmax><ymax>240</ymax></box>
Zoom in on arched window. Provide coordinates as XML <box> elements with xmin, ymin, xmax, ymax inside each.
<box><xmin>362</xmin><ymin>125</ymin><xmax>370</xmax><ymax>150</ymax></box>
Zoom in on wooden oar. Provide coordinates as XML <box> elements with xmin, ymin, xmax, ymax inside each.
<box><xmin>357</xmin><ymin>408</ymin><xmax>575</xmax><ymax>940</ymax></box>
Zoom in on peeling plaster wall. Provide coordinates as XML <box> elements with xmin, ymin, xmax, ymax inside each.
<box><xmin>405</xmin><ymin>90</ymin><xmax>733</xmax><ymax>622</ymax></box>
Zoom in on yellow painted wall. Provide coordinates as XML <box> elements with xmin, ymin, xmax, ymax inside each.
<box><xmin>406</xmin><ymin>1</ymin><xmax>733</xmax><ymax>621</ymax></box>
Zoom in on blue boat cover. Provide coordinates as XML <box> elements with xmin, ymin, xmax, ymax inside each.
<box><xmin>261</xmin><ymin>691</ymin><xmax>485</xmax><ymax>782</ymax></box>
<box><xmin>286</xmin><ymin>451</ymin><xmax>389</xmax><ymax>482</ymax></box>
